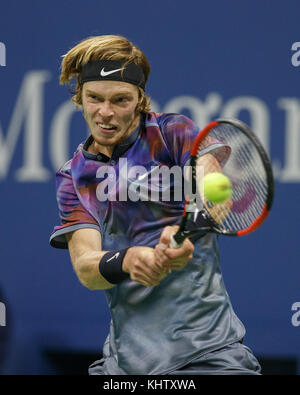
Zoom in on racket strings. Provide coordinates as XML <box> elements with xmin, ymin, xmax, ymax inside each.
<box><xmin>198</xmin><ymin>123</ymin><xmax>268</xmax><ymax>232</ymax></box>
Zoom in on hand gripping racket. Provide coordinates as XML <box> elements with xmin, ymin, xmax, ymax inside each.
<box><xmin>170</xmin><ymin>118</ymin><xmax>274</xmax><ymax>248</ymax></box>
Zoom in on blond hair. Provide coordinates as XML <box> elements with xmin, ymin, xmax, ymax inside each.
<box><xmin>60</xmin><ymin>35</ymin><xmax>151</xmax><ymax>113</ymax></box>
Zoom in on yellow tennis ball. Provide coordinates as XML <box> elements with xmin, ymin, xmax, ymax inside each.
<box><xmin>203</xmin><ymin>172</ymin><xmax>232</xmax><ymax>203</ymax></box>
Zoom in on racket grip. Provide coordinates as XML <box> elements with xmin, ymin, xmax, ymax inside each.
<box><xmin>170</xmin><ymin>235</ymin><xmax>181</xmax><ymax>249</ymax></box>
<box><xmin>170</xmin><ymin>232</ymin><xmax>186</xmax><ymax>249</ymax></box>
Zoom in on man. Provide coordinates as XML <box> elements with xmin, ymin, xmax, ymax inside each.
<box><xmin>50</xmin><ymin>35</ymin><xmax>261</xmax><ymax>375</ymax></box>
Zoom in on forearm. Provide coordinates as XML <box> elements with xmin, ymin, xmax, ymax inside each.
<box><xmin>66</xmin><ymin>229</ymin><xmax>117</xmax><ymax>290</ymax></box>
<box><xmin>66</xmin><ymin>229</ymin><xmax>168</xmax><ymax>289</ymax></box>
<box><xmin>73</xmin><ymin>250</ymin><xmax>115</xmax><ymax>290</ymax></box>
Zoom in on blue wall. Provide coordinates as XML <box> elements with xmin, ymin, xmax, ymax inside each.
<box><xmin>0</xmin><ymin>0</ymin><xmax>299</xmax><ymax>374</ymax></box>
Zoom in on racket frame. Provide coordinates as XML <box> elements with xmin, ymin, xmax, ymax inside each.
<box><xmin>171</xmin><ymin>118</ymin><xmax>274</xmax><ymax>246</ymax></box>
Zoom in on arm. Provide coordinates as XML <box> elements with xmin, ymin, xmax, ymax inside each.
<box><xmin>66</xmin><ymin>228</ymin><xmax>169</xmax><ymax>290</ymax></box>
<box><xmin>196</xmin><ymin>152</ymin><xmax>222</xmax><ymax>176</ymax></box>
<box><xmin>66</xmin><ymin>228</ymin><xmax>114</xmax><ymax>290</ymax></box>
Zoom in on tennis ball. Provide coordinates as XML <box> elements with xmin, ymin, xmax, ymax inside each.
<box><xmin>203</xmin><ymin>172</ymin><xmax>232</xmax><ymax>203</ymax></box>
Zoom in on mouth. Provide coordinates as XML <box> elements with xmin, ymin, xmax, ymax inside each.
<box><xmin>96</xmin><ymin>123</ymin><xmax>118</xmax><ymax>133</ymax></box>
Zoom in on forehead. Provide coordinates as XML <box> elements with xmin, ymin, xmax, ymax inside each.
<box><xmin>83</xmin><ymin>80</ymin><xmax>138</xmax><ymax>96</ymax></box>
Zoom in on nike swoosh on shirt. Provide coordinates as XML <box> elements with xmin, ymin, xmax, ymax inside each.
<box><xmin>100</xmin><ymin>67</ymin><xmax>123</xmax><ymax>77</ymax></box>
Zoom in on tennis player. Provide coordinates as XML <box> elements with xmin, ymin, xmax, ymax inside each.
<box><xmin>49</xmin><ymin>35</ymin><xmax>261</xmax><ymax>375</ymax></box>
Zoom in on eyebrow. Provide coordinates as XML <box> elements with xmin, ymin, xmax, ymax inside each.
<box><xmin>85</xmin><ymin>89</ymin><xmax>133</xmax><ymax>97</ymax></box>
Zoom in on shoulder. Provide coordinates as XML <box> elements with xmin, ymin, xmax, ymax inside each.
<box><xmin>145</xmin><ymin>112</ymin><xmax>199</xmax><ymax>147</ymax></box>
<box><xmin>56</xmin><ymin>140</ymin><xmax>85</xmax><ymax>177</ymax></box>
<box><xmin>143</xmin><ymin>112</ymin><xmax>199</xmax><ymax>166</ymax></box>
<box><xmin>58</xmin><ymin>159</ymin><xmax>72</xmax><ymax>175</ymax></box>
<box><xmin>146</xmin><ymin>112</ymin><xmax>197</xmax><ymax>132</ymax></box>
<box><xmin>55</xmin><ymin>160</ymin><xmax>73</xmax><ymax>191</ymax></box>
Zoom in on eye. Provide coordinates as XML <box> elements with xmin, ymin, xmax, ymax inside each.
<box><xmin>87</xmin><ymin>93</ymin><xmax>103</xmax><ymax>102</ymax></box>
<box><xmin>88</xmin><ymin>94</ymin><xmax>98</xmax><ymax>100</ymax></box>
<box><xmin>115</xmin><ymin>96</ymin><xmax>131</xmax><ymax>104</ymax></box>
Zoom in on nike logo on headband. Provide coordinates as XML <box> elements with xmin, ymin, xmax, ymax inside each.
<box><xmin>100</xmin><ymin>67</ymin><xmax>123</xmax><ymax>77</ymax></box>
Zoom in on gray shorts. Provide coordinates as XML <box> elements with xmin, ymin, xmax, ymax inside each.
<box><xmin>89</xmin><ymin>341</ymin><xmax>261</xmax><ymax>375</ymax></box>
<box><xmin>167</xmin><ymin>342</ymin><xmax>261</xmax><ymax>375</ymax></box>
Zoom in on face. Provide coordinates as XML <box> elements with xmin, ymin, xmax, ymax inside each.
<box><xmin>82</xmin><ymin>80</ymin><xmax>140</xmax><ymax>156</ymax></box>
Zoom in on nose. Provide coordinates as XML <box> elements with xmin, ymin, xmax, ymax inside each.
<box><xmin>98</xmin><ymin>101</ymin><xmax>114</xmax><ymax>118</ymax></box>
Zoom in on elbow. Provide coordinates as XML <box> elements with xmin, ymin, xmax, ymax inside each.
<box><xmin>73</xmin><ymin>256</ymin><xmax>96</xmax><ymax>290</ymax></box>
<box><xmin>78</xmin><ymin>276</ymin><xmax>97</xmax><ymax>291</ymax></box>
<box><xmin>79</xmin><ymin>276</ymin><xmax>114</xmax><ymax>291</ymax></box>
<box><xmin>81</xmin><ymin>278</ymin><xmax>114</xmax><ymax>291</ymax></box>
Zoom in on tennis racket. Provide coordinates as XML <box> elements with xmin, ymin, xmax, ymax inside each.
<box><xmin>170</xmin><ymin>118</ymin><xmax>274</xmax><ymax>248</ymax></box>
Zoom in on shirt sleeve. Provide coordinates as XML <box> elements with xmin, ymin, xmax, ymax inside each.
<box><xmin>49</xmin><ymin>164</ymin><xmax>100</xmax><ymax>249</ymax></box>
<box><xmin>159</xmin><ymin>114</ymin><xmax>231</xmax><ymax>167</ymax></box>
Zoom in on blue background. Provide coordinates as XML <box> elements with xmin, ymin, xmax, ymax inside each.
<box><xmin>0</xmin><ymin>0</ymin><xmax>299</xmax><ymax>374</ymax></box>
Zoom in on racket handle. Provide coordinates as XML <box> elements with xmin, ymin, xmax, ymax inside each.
<box><xmin>170</xmin><ymin>232</ymin><xmax>186</xmax><ymax>249</ymax></box>
<box><xmin>170</xmin><ymin>235</ymin><xmax>181</xmax><ymax>249</ymax></box>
